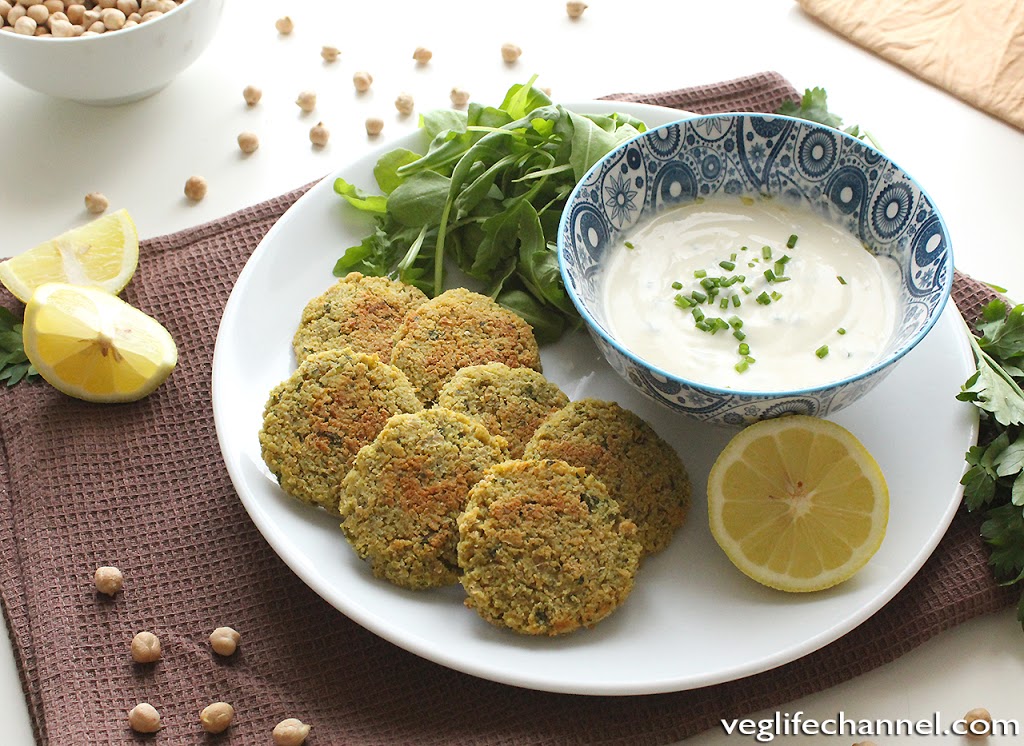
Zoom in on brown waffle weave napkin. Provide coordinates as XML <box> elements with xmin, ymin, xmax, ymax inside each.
<box><xmin>0</xmin><ymin>71</ymin><xmax>1015</xmax><ymax>745</ymax></box>
<box><xmin>798</xmin><ymin>0</ymin><xmax>1024</xmax><ymax>131</ymax></box>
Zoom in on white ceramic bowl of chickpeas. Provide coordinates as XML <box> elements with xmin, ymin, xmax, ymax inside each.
<box><xmin>0</xmin><ymin>0</ymin><xmax>224</xmax><ymax>105</ymax></box>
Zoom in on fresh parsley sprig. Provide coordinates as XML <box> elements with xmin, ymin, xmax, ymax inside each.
<box><xmin>0</xmin><ymin>306</ymin><xmax>37</xmax><ymax>387</ymax></box>
<box><xmin>776</xmin><ymin>87</ymin><xmax>883</xmax><ymax>151</ymax></box>
<box><xmin>957</xmin><ymin>299</ymin><xmax>1024</xmax><ymax>627</ymax></box>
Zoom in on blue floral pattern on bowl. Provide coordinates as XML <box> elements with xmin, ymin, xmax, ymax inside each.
<box><xmin>558</xmin><ymin>113</ymin><xmax>953</xmax><ymax>427</ymax></box>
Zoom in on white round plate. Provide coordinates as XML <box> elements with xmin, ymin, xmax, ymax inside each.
<box><xmin>212</xmin><ymin>101</ymin><xmax>978</xmax><ymax>695</ymax></box>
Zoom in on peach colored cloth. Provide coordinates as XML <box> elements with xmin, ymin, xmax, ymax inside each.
<box><xmin>799</xmin><ymin>0</ymin><xmax>1024</xmax><ymax>130</ymax></box>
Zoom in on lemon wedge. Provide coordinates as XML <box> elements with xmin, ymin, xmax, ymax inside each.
<box><xmin>0</xmin><ymin>209</ymin><xmax>139</xmax><ymax>303</ymax></box>
<box><xmin>707</xmin><ymin>415</ymin><xmax>888</xmax><ymax>592</ymax></box>
<box><xmin>23</xmin><ymin>283</ymin><xmax>177</xmax><ymax>403</ymax></box>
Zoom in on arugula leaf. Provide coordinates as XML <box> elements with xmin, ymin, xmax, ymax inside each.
<box><xmin>776</xmin><ymin>87</ymin><xmax>882</xmax><ymax>150</ymax></box>
<box><xmin>333</xmin><ymin>178</ymin><xmax>388</xmax><ymax>214</ymax></box>
<box><xmin>0</xmin><ymin>307</ymin><xmax>38</xmax><ymax>388</ymax></box>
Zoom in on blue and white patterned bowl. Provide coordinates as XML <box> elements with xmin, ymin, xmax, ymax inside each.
<box><xmin>557</xmin><ymin>113</ymin><xmax>953</xmax><ymax>427</ymax></box>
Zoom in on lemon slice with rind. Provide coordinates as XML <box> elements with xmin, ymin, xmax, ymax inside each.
<box><xmin>23</xmin><ymin>283</ymin><xmax>177</xmax><ymax>403</ymax></box>
<box><xmin>707</xmin><ymin>415</ymin><xmax>888</xmax><ymax>592</ymax></box>
<box><xmin>0</xmin><ymin>209</ymin><xmax>139</xmax><ymax>303</ymax></box>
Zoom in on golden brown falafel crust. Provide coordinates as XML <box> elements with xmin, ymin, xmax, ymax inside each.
<box><xmin>339</xmin><ymin>408</ymin><xmax>509</xmax><ymax>589</ymax></box>
<box><xmin>457</xmin><ymin>459</ymin><xmax>642</xmax><ymax>636</ymax></box>
<box><xmin>292</xmin><ymin>272</ymin><xmax>428</xmax><ymax>361</ymax></box>
<box><xmin>437</xmin><ymin>363</ymin><xmax>568</xmax><ymax>459</ymax></box>
<box><xmin>389</xmin><ymin>288</ymin><xmax>542</xmax><ymax>405</ymax></box>
<box><xmin>523</xmin><ymin>399</ymin><xmax>691</xmax><ymax>555</ymax></box>
<box><xmin>259</xmin><ymin>348</ymin><xmax>423</xmax><ymax>513</ymax></box>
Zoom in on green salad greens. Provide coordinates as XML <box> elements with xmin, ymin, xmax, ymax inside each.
<box><xmin>332</xmin><ymin>77</ymin><xmax>646</xmax><ymax>343</ymax></box>
<box><xmin>0</xmin><ymin>307</ymin><xmax>37</xmax><ymax>387</ymax></box>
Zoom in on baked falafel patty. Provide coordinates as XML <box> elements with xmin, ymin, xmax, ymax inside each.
<box><xmin>389</xmin><ymin>288</ymin><xmax>542</xmax><ymax>405</ymax></box>
<box><xmin>259</xmin><ymin>348</ymin><xmax>423</xmax><ymax>513</ymax></box>
<box><xmin>293</xmin><ymin>272</ymin><xmax>428</xmax><ymax>362</ymax></box>
<box><xmin>339</xmin><ymin>408</ymin><xmax>509</xmax><ymax>590</ymax></box>
<box><xmin>523</xmin><ymin>399</ymin><xmax>691</xmax><ymax>555</ymax></box>
<box><xmin>437</xmin><ymin>363</ymin><xmax>569</xmax><ymax>459</ymax></box>
<box><xmin>457</xmin><ymin>459</ymin><xmax>642</xmax><ymax>636</ymax></box>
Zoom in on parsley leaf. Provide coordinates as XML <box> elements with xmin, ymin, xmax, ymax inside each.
<box><xmin>0</xmin><ymin>307</ymin><xmax>38</xmax><ymax>388</ymax></box>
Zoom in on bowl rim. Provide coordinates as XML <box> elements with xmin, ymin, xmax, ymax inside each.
<box><xmin>556</xmin><ymin>111</ymin><xmax>955</xmax><ymax>399</ymax></box>
<box><xmin>0</xmin><ymin>0</ymin><xmax>199</xmax><ymax>43</ymax></box>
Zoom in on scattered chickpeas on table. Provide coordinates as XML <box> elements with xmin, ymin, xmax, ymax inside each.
<box><xmin>84</xmin><ymin>192</ymin><xmax>109</xmax><ymax>214</ymax></box>
<box><xmin>274</xmin><ymin>15</ymin><xmax>292</xmax><ymax>34</ymax></box>
<box><xmin>450</xmin><ymin>87</ymin><xmax>470</xmax><ymax>108</ymax></box>
<box><xmin>964</xmin><ymin>707</ymin><xmax>992</xmax><ymax>737</ymax></box>
<box><xmin>184</xmin><ymin>175</ymin><xmax>208</xmax><ymax>202</ymax></box>
<box><xmin>352</xmin><ymin>70</ymin><xmax>372</xmax><ymax>92</ymax></box>
<box><xmin>199</xmin><ymin>701</ymin><xmax>234</xmax><ymax>734</ymax></box>
<box><xmin>412</xmin><ymin>46</ymin><xmax>432</xmax><ymax>65</ymax></box>
<box><xmin>394</xmin><ymin>93</ymin><xmax>414</xmax><ymax>116</ymax></box>
<box><xmin>237</xmin><ymin>131</ymin><xmax>259</xmax><ymax>154</ymax></box>
<box><xmin>309</xmin><ymin>122</ymin><xmax>329</xmax><ymax>147</ymax></box>
<box><xmin>365</xmin><ymin>117</ymin><xmax>383</xmax><ymax>137</ymax></box>
<box><xmin>566</xmin><ymin>0</ymin><xmax>588</xmax><ymax>18</ymax></box>
<box><xmin>130</xmin><ymin>631</ymin><xmax>161</xmax><ymax>663</ymax></box>
<box><xmin>209</xmin><ymin>625</ymin><xmax>240</xmax><ymax>656</ymax></box>
<box><xmin>94</xmin><ymin>565</ymin><xmax>123</xmax><ymax>596</ymax></box>
<box><xmin>320</xmin><ymin>45</ymin><xmax>339</xmax><ymax>62</ymax></box>
<box><xmin>273</xmin><ymin>717</ymin><xmax>311</xmax><ymax>746</ymax></box>
<box><xmin>128</xmin><ymin>702</ymin><xmax>161</xmax><ymax>734</ymax></box>
<box><xmin>295</xmin><ymin>90</ymin><xmax>316</xmax><ymax>113</ymax></box>
<box><xmin>501</xmin><ymin>43</ymin><xmax>522</xmax><ymax>63</ymax></box>
<box><xmin>243</xmin><ymin>84</ymin><xmax>262</xmax><ymax>106</ymax></box>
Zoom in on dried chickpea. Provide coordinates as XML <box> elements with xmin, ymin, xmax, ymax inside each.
<box><xmin>26</xmin><ymin>4</ymin><xmax>47</xmax><ymax>24</ymax></box>
<box><xmin>273</xmin><ymin>718</ymin><xmax>310</xmax><ymax>746</ymax></box>
<box><xmin>64</xmin><ymin>3</ymin><xmax>82</xmax><ymax>22</ymax></box>
<box><xmin>394</xmin><ymin>93</ymin><xmax>414</xmax><ymax>116</ymax></box>
<box><xmin>964</xmin><ymin>708</ymin><xmax>993</xmax><ymax>737</ymax></box>
<box><xmin>320</xmin><ymin>45</ymin><xmax>339</xmax><ymax>62</ymax></box>
<box><xmin>449</xmin><ymin>87</ymin><xmax>470</xmax><ymax>108</ymax></box>
<box><xmin>309</xmin><ymin>122</ymin><xmax>329</xmax><ymax>148</ymax></box>
<box><xmin>365</xmin><ymin>117</ymin><xmax>383</xmax><ymax>137</ymax></box>
<box><xmin>7</xmin><ymin>3</ymin><xmax>25</xmax><ymax>22</ymax></box>
<box><xmin>100</xmin><ymin>7</ymin><xmax>124</xmax><ymax>29</ymax></box>
<box><xmin>295</xmin><ymin>90</ymin><xmax>316</xmax><ymax>113</ymax></box>
<box><xmin>42</xmin><ymin>0</ymin><xmax>61</xmax><ymax>11</ymax></box>
<box><xmin>274</xmin><ymin>14</ymin><xmax>292</xmax><ymax>34</ymax></box>
<box><xmin>128</xmin><ymin>703</ymin><xmax>161</xmax><ymax>734</ymax></box>
<box><xmin>852</xmin><ymin>741</ymin><xmax>878</xmax><ymax>746</ymax></box>
<box><xmin>200</xmin><ymin>702</ymin><xmax>234</xmax><ymax>734</ymax></box>
<box><xmin>500</xmin><ymin>43</ymin><xmax>521</xmax><ymax>63</ymax></box>
<box><xmin>84</xmin><ymin>192</ymin><xmax>109</xmax><ymax>213</ymax></box>
<box><xmin>184</xmin><ymin>175</ymin><xmax>207</xmax><ymax>202</ymax></box>
<box><xmin>49</xmin><ymin>16</ymin><xmax>74</xmax><ymax>34</ymax></box>
<box><xmin>87</xmin><ymin>19</ymin><xmax>104</xmax><ymax>32</ymax></box>
<box><xmin>97</xmin><ymin>0</ymin><xmax>115</xmax><ymax>8</ymax></box>
<box><xmin>115</xmin><ymin>0</ymin><xmax>136</xmax><ymax>13</ymax></box>
<box><xmin>352</xmin><ymin>70</ymin><xmax>372</xmax><ymax>92</ymax></box>
<box><xmin>209</xmin><ymin>625</ymin><xmax>240</xmax><ymax>656</ymax></box>
<box><xmin>94</xmin><ymin>565</ymin><xmax>123</xmax><ymax>595</ymax></box>
<box><xmin>81</xmin><ymin>7</ymin><xmax>99</xmax><ymax>23</ymax></box>
<box><xmin>130</xmin><ymin>631</ymin><xmax>161</xmax><ymax>663</ymax></box>
<box><xmin>0</xmin><ymin>1</ymin><xmax>11</xmax><ymax>20</ymax></box>
<box><xmin>242</xmin><ymin>84</ymin><xmax>262</xmax><ymax>106</ymax></box>
<box><xmin>139</xmin><ymin>10</ymin><xmax>160</xmax><ymax>22</ymax></box>
<box><xmin>121</xmin><ymin>17</ymin><xmax>133</xmax><ymax>26</ymax></box>
<box><xmin>13</xmin><ymin>15</ymin><xmax>36</xmax><ymax>33</ymax></box>
<box><xmin>566</xmin><ymin>0</ymin><xmax>588</xmax><ymax>18</ymax></box>
<box><xmin>19</xmin><ymin>0</ymin><xmax>46</xmax><ymax>5</ymax></box>
<box><xmin>237</xmin><ymin>131</ymin><xmax>259</xmax><ymax>154</ymax></box>
<box><xmin>48</xmin><ymin>10</ymin><xmax>66</xmax><ymax>22</ymax></box>
<box><xmin>34</xmin><ymin>27</ymin><xmax>48</xmax><ymax>35</ymax></box>
<box><xmin>126</xmin><ymin>11</ymin><xmax>138</xmax><ymax>21</ymax></box>
<box><xmin>412</xmin><ymin>46</ymin><xmax>431</xmax><ymax>65</ymax></box>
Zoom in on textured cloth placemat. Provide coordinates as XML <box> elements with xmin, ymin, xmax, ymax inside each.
<box><xmin>0</xmin><ymin>71</ymin><xmax>1015</xmax><ymax>745</ymax></box>
<box><xmin>798</xmin><ymin>0</ymin><xmax>1024</xmax><ymax>131</ymax></box>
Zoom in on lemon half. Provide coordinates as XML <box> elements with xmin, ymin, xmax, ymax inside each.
<box><xmin>0</xmin><ymin>209</ymin><xmax>139</xmax><ymax>303</ymax></box>
<box><xmin>707</xmin><ymin>415</ymin><xmax>889</xmax><ymax>592</ymax></box>
<box><xmin>23</xmin><ymin>283</ymin><xmax>177</xmax><ymax>403</ymax></box>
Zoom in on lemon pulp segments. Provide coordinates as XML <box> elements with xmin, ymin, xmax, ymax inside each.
<box><xmin>707</xmin><ymin>415</ymin><xmax>888</xmax><ymax>592</ymax></box>
<box><xmin>23</xmin><ymin>283</ymin><xmax>177</xmax><ymax>403</ymax></box>
<box><xmin>0</xmin><ymin>209</ymin><xmax>139</xmax><ymax>303</ymax></box>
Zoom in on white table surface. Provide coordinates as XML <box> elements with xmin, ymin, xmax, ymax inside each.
<box><xmin>2</xmin><ymin>0</ymin><xmax>1023</xmax><ymax>743</ymax></box>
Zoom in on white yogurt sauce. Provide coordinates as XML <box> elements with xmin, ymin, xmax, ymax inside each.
<box><xmin>601</xmin><ymin>196</ymin><xmax>900</xmax><ymax>391</ymax></box>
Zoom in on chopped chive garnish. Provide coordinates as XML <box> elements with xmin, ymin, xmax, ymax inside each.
<box><xmin>777</xmin><ymin>254</ymin><xmax>791</xmax><ymax>265</ymax></box>
<box><xmin>719</xmin><ymin>297</ymin><xmax>729</xmax><ymax>309</ymax></box>
<box><xmin>691</xmin><ymin>290</ymin><xmax>707</xmax><ymax>304</ymax></box>
<box><xmin>707</xmin><ymin>287</ymin><xmax>719</xmax><ymax>300</ymax></box>
<box><xmin>712</xmin><ymin>318</ymin><xmax>730</xmax><ymax>333</ymax></box>
<box><xmin>694</xmin><ymin>269</ymin><xmax>707</xmax><ymax>279</ymax></box>
<box><xmin>738</xmin><ymin>342</ymin><xmax>750</xmax><ymax>355</ymax></box>
<box><xmin>720</xmin><ymin>260</ymin><xmax>736</xmax><ymax>271</ymax></box>
<box><xmin>786</xmin><ymin>234</ymin><xmax>798</xmax><ymax>248</ymax></box>
<box><xmin>695</xmin><ymin>320</ymin><xmax>711</xmax><ymax>332</ymax></box>
<box><xmin>748</xmin><ymin>261</ymin><xmax>757</xmax><ymax>268</ymax></box>
<box><xmin>815</xmin><ymin>345</ymin><xmax>829</xmax><ymax>358</ymax></box>
<box><xmin>721</xmin><ymin>275</ymin><xmax>740</xmax><ymax>287</ymax></box>
<box><xmin>837</xmin><ymin>327</ymin><xmax>847</xmax><ymax>335</ymax></box>
<box><xmin>736</xmin><ymin>274</ymin><xmax>746</xmax><ymax>282</ymax></box>
<box><xmin>731</xmin><ymin>294</ymin><xmax>741</xmax><ymax>308</ymax></box>
<box><xmin>733</xmin><ymin>329</ymin><xmax>746</xmax><ymax>341</ymax></box>
<box><xmin>674</xmin><ymin>294</ymin><xmax>692</xmax><ymax>309</ymax></box>
<box><xmin>763</xmin><ymin>269</ymin><xmax>776</xmax><ymax>282</ymax></box>
<box><xmin>740</xmin><ymin>245</ymin><xmax>749</xmax><ymax>251</ymax></box>
<box><xmin>624</xmin><ymin>241</ymin><xmax>635</xmax><ymax>250</ymax></box>
<box><xmin>741</xmin><ymin>285</ymin><xmax>753</xmax><ymax>295</ymax></box>
<box><xmin>691</xmin><ymin>307</ymin><xmax>705</xmax><ymax>322</ymax></box>
<box><xmin>762</xmin><ymin>245</ymin><xmax>772</xmax><ymax>260</ymax></box>
<box><xmin>756</xmin><ymin>291</ymin><xmax>771</xmax><ymax>305</ymax></box>
<box><xmin>728</xmin><ymin>315</ymin><xmax>743</xmax><ymax>329</ymax></box>
<box><xmin>773</xmin><ymin>276</ymin><xmax>791</xmax><ymax>283</ymax></box>
<box><xmin>770</xmin><ymin>290</ymin><xmax>783</xmax><ymax>301</ymax></box>
<box><xmin>744</xmin><ymin>355</ymin><xmax>756</xmax><ymax>364</ymax></box>
<box><xmin>735</xmin><ymin>360</ymin><xmax>749</xmax><ymax>373</ymax></box>
<box><xmin>730</xmin><ymin>252</ymin><xmax>737</xmax><ymax>261</ymax></box>
<box><xmin>671</xmin><ymin>281</ymin><xmax>683</xmax><ymax>290</ymax></box>
<box><xmin>700</xmin><ymin>277</ymin><xmax>717</xmax><ymax>290</ymax></box>
<box><xmin>837</xmin><ymin>275</ymin><xmax>847</xmax><ymax>285</ymax></box>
